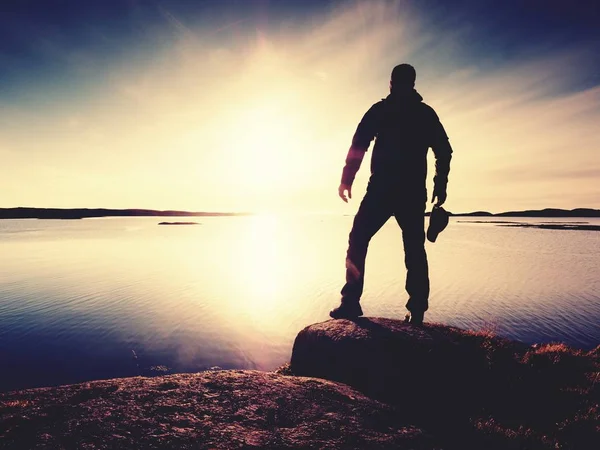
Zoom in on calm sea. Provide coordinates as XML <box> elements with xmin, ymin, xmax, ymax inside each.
<box><xmin>1</xmin><ymin>215</ymin><xmax>599</xmax><ymax>392</ymax></box>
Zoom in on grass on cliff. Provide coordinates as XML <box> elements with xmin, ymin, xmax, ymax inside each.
<box><xmin>426</xmin><ymin>325</ymin><xmax>599</xmax><ymax>449</ymax></box>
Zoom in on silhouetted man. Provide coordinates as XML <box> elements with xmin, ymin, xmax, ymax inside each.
<box><xmin>330</xmin><ymin>64</ymin><xmax>453</xmax><ymax>325</ymax></box>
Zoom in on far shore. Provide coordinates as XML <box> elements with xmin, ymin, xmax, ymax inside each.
<box><xmin>0</xmin><ymin>208</ymin><xmax>249</xmax><ymax>220</ymax></box>
<box><xmin>1</xmin><ymin>207</ymin><xmax>599</xmax><ymax>220</ymax></box>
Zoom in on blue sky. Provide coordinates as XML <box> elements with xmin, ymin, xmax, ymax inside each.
<box><xmin>3</xmin><ymin>0</ymin><xmax>598</xmax><ymax>103</ymax></box>
<box><xmin>1</xmin><ymin>0</ymin><xmax>599</xmax><ymax>212</ymax></box>
<box><xmin>0</xmin><ymin>0</ymin><xmax>600</xmax><ymax>94</ymax></box>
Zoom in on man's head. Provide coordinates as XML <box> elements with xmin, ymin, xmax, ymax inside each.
<box><xmin>390</xmin><ymin>64</ymin><xmax>416</xmax><ymax>93</ymax></box>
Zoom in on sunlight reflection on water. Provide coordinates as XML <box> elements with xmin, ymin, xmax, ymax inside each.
<box><xmin>0</xmin><ymin>215</ymin><xmax>599</xmax><ymax>391</ymax></box>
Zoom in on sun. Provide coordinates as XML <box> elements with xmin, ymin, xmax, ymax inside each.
<box><xmin>227</xmin><ymin>102</ymin><xmax>299</xmax><ymax>192</ymax></box>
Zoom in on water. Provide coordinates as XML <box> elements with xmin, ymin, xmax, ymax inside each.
<box><xmin>1</xmin><ymin>215</ymin><xmax>599</xmax><ymax>392</ymax></box>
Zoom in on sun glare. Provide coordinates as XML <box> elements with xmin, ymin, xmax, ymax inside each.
<box><xmin>228</xmin><ymin>102</ymin><xmax>299</xmax><ymax>191</ymax></box>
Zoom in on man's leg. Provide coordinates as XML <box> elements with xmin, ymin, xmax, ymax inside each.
<box><xmin>339</xmin><ymin>190</ymin><xmax>392</xmax><ymax>304</ymax></box>
<box><xmin>394</xmin><ymin>203</ymin><xmax>430</xmax><ymax>317</ymax></box>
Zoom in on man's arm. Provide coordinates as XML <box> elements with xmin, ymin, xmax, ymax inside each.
<box><xmin>429</xmin><ymin>110</ymin><xmax>453</xmax><ymax>206</ymax></box>
<box><xmin>339</xmin><ymin>104</ymin><xmax>380</xmax><ymax>202</ymax></box>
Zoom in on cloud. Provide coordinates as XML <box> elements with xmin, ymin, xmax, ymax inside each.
<box><xmin>0</xmin><ymin>0</ymin><xmax>598</xmax><ymax>211</ymax></box>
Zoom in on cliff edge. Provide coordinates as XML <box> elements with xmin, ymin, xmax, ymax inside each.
<box><xmin>0</xmin><ymin>370</ymin><xmax>429</xmax><ymax>449</ymax></box>
<box><xmin>292</xmin><ymin>318</ymin><xmax>599</xmax><ymax>449</ymax></box>
<box><xmin>1</xmin><ymin>318</ymin><xmax>598</xmax><ymax>449</ymax></box>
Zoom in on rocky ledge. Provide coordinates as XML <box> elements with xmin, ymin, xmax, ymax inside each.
<box><xmin>1</xmin><ymin>319</ymin><xmax>598</xmax><ymax>449</ymax></box>
<box><xmin>292</xmin><ymin>318</ymin><xmax>599</xmax><ymax>449</ymax></box>
<box><xmin>0</xmin><ymin>370</ymin><xmax>429</xmax><ymax>449</ymax></box>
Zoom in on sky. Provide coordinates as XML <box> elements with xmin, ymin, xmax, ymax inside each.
<box><xmin>1</xmin><ymin>0</ymin><xmax>599</xmax><ymax>214</ymax></box>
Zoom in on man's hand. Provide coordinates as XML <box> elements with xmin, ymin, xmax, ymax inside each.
<box><xmin>338</xmin><ymin>183</ymin><xmax>352</xmax><ymax>203</ymax></box>
<box><xmin>431</xmin><ymin>188</ymin><xmax>447</xmax><ymax>207</ymax></box>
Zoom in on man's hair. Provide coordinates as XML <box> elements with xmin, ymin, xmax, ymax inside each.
<box><xmin>391</xmin><ymin>64</ymin><xmax>416</xmax><ymax>88</ymax></box>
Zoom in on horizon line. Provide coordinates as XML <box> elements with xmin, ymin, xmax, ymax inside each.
<box><xmin>1</xmin><ymin>206</ymin><xmax>600</xmax><ymax>218</ymax></box>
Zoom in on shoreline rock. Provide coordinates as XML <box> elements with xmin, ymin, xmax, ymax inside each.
<box><xmin>291</xmin><ymin>318</ymin><xmax>599</xmax><ymax>449</ymax></box>
<box><xmin>1</xmin><ymin>319</ymin><xmax>598</xmax><ymax>449</ymax></box>
<box><xmin>0</xmin><ymin>370</ymin><xmax>430</xmax><ymax>449</ymax></box>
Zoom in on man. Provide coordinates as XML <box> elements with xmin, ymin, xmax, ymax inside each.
<box><xmin>330</xmin><ymin>64</ymin><xmax>453</xmax><ymax>325</ymax></box>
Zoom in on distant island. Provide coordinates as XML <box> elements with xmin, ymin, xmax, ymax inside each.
<box><xmin>0</xmin><ymin>208</ymin><xmax>249</xmax><ymax>220</ymax></box>
<box><xmin>0</xmin><ymin>207</ymin><xmax>599</xmax><ymax>220</ymax></box>
<box><xmin>447</xmin><ymin>208</ymin><xmax>600</xmax><ymax>231</ymax></box>
<box><xmin>450</xmin><ymin>207</ymin><xmax>600</xmax><ymax>218</ymax></box>
<box><xmin>158</xmin><ymin>222</ymin><xmax>200</xmax><ymax>225</ymax></box>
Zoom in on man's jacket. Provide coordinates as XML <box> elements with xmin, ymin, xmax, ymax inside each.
<box><xmin>341</xmin><ymin>89</ymin><xmax>453</xmax><ymax>201</ymax></box>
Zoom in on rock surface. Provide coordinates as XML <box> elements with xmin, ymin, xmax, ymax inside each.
<box><xmin>0</xmin><ymin>370</ymin><xmax>431</xmax><ymax>449</ymax></box>
<box><xmin>291</xmin><ymin>318</ymin><xmax>503</xmax><ymax>403</ymax></box>
<box><xmin>291</xmin><ymin>318</ymin><xmax>600</xmax><ymax>449</ymax></box>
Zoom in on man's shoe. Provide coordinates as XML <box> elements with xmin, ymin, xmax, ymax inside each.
<box><xmin>329</xmin><ymin>301</ymin><xmax>363</xmax><ymax>319</ymax></box>
<box><xmin>407</xmin><ymin>310</ymin><xmax>425</xmax><ymax>326</ymax></box>
<box><xmin>427</xmin><ymin>205</ymin><xmax>449</xmax><ymax>243</ymax></box>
